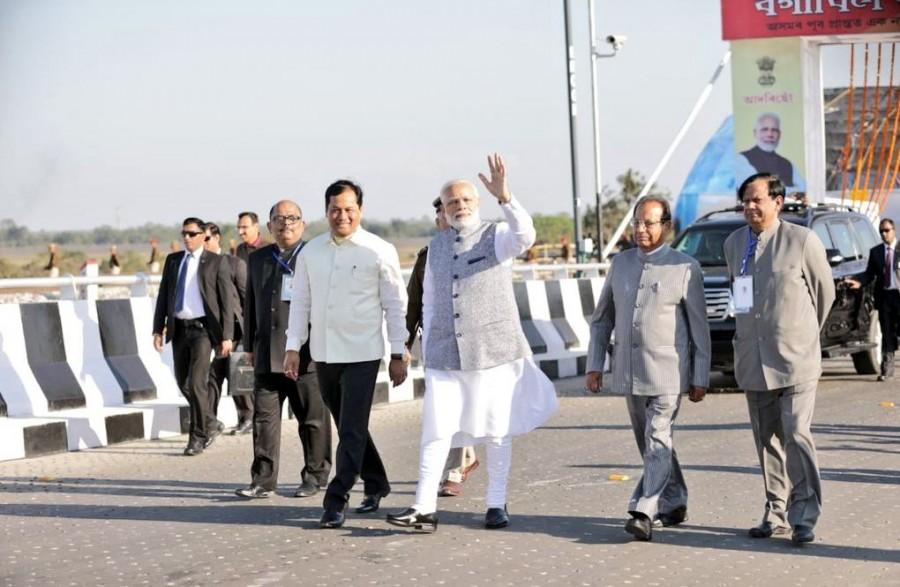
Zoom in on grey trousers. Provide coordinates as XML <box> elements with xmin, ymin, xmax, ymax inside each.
<box><xmin>625</xmin><ymin>393</ymin><xmax>687</xmax><ymax>519</ymax></box>
<box><xmin>745</xmin><ymin>380</ymin><xmax>822</xmax><ymax>529</ymax></box>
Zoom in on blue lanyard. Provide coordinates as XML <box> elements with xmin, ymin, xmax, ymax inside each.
<box><xmin>272</xmin><ymin>242</ymin><xmax>303</xmax><ymax>275</ymax></box>
<box><xmin>739</xmin><ymin>232</ymin><xmax>758</xmax><ymax>277</ymax></box>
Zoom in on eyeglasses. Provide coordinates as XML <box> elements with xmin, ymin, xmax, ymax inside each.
<box><xmin>204</xmin><ymin>236</ymin><xmax>212</xmax><ymax>241</ymax></box>
<box><xmin>880</xmin><ymin>228</ymin><xmax>894</xmax><ymax>233</ymax></box>
<box><xmin>632</xmin><ymin>220</ymin><xmax>666</xmax><ymax>229</ymax></box>
<box><xmin>272</xmin><ymin>215</ymin><xmax>301</xmax><ymax>225</ymax></box>
<box><xmin>181</xmin><ymin>230</ymin><xmax>203</xmax><ymax>238</ymax></box>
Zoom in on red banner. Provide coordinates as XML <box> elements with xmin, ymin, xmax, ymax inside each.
<box><xmin>721</xmin><ymin>0</ymin><xmax>900</xmax><ymax>40</ymax></box>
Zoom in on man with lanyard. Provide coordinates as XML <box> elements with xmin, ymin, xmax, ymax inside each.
<box><xmin>847</xmin><ymin>218</ymin><xmax>900</xmax><ymax>381</ymax></box>
<box><xmin>724</xmin><ymin>173</ymin><xmax>835</xmax><ymax>545</ymax></box>
<box><xmin>235</xmin><ymin>200</ymin><xmax>332</xmax><ymax>499</ymax></box>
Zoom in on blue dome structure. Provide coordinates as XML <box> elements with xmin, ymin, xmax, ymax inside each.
<box><xmin>673</xmin><ymin>116</ymin><xmax>737</xmax><ymax>231</ymax></box>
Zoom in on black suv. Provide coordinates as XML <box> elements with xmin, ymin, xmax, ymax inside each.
<box><xmin>671</xmin><ymin>202</ymin><xmax>881</xmax><ymax>374</ymax></box>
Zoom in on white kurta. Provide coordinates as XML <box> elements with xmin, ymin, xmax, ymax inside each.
<box><xmin>421</xmin><ymin>197</ymin><xmax>558</xmax><ymax>447</ymax></box>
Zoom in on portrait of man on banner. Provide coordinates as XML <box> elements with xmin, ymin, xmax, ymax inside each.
<box><xmin>734</xmin><ymin>110</ymin><xmax>806</xmax><ymax>192</ymax></box>
<box><xmin>731</xmin><ymin>38</ymin><xmax>808</xmax><ymax>195</ymax></box>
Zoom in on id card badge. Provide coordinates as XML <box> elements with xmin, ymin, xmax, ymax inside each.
<box><xmin>281</xmin><ymin>274</ymin><xmax>294</xmax><ymax>302</ymax></box>
<box><xmin>732</xmin><ymin>276</ymin><xmax>754</xmax><ymax>314</ymax></box>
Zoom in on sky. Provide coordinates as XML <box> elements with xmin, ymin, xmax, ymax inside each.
<box><xmin>0</xmin><ymin>0</ymin><xmax>878</xmax><ymax>231</ymax></box>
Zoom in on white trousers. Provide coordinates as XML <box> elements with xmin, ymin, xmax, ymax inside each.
<box><xmin>413</xmin><ymin>436</ymin><xmax>512</xmax><ymax>514</ymax></box>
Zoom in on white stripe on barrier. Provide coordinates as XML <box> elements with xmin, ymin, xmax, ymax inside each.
<box><xmin>131</xmin><ymin>298</ymin><xmax>183</xmax><ymax>403</ymax></box>
<box><xmin>559</xmin><ymin>279</ymin><xmax>591</xmax><ymax>351</ymax></box>
<box><xmin>0</xmin><ymin>416</ymin><xmax>67</xmax><ymax>461</ymax></box>
<box><xmin>63</xmin><ymin>300</ymin><xmax>188</xmax><ymax>441</ymax></box>
<box><xmin>0</xmin><ymin>304</ymin><xmax>48</xmax><ymax>416</ymax></box>
<box><xmin>59</xmin><ymin>301</ymin><xmax>124</xmax><ymax>408</ymax></box>
<box><xmin>524</xmin><ymin>280</ymin><xmax>567</xmax><ymax>360</ymax></box>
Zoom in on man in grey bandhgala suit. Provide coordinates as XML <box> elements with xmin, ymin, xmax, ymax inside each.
<box><xmin>724</xmin><ymin>173</ymin><xmax>835</xmax><ymax>545</ymax></box>
<box><xmin>586</xmin><ymin>196</ymin><xmax>710</xmax><ymax>542</ymax></box>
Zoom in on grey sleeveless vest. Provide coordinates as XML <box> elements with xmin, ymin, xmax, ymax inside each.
<box><xmin>425</xmin><ymin>221</ymin><xmax>531</xmax><ymax>371</ymax></box>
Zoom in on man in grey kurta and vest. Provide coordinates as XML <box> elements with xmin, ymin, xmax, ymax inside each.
<box><xmin>387</xmin><ymin>153</ymin><xmax>558</xmax><ymax>532</ymax></box>
<box><xmin>586</xmin><ymin>196</ymin><xmax>710</xmax><ymax>542</ymax></box>
<box><xmin>724</xmin><ymin>173</ymin><xmax>835</xmax><ymax>545</ymax></box>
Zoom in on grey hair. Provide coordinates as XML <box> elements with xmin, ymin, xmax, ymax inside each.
<box><xmin>754</xmin><ymin>111</ymin><xmax>781</xmax><ymax>129</ymax></box>
<box><xmin>439</xmin><ymin>179</ymin><xmax>480</xmax><ymax>203</ymax></box>
<box><xmin>634</xmin><ymin>195</ymin><xmax>672</xmax><ymax>223</ymax></box>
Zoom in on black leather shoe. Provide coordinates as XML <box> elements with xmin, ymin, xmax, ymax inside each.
<box><xmin>386</xmin><ymin>508</ymin><xmax>439</xmax><ymax>532</ymax></box>
<box><xmin>231</xmin><ymin>419</ymin><xmax>253</xmax><ymax>435</ymax></box>
<box><xmin>294</xmin><ymin>480</ymin><xmax>319</xmax><ymax>498</ymax></box>
<box><xmin>625</xmin><ymin>513</ymin><xmax>652</xmax><ymax>541</ymax></box>
<box><xmin>356</xmin><ymin>492</ymin><xmax>386</xmax><ymax>514</ymax></box>
<box><xmin>485</xmin><ymin>505</ymin><xmax>509</xmax><ymax>529</ymax></box>
<box><xmin>183</xmin><ymin>440</ymin><xmax>204</xmax><ymax>456</ymax></box>
<box><xmin>748</xmin><ymin>521</ymin><xmax>790</xmax><ymax>538</ymax></box>
<box><xmin>235</xmin><ymin>485</ymin><xmax>273</xmax><ymax>499</ymax></box>
<box><xmin>204</xmin><ymin>427</ymin><xmax>221</xmax><ymax>449</ymax></box>
<box><xmin>217</xmin><ymin>420</ymin><xmax>225</xmax><ymax>433</ymax></box>
<box><xmin>657</xmin><ymin>505</ymin><xmax>688</xmax><ymax>527</ymax></box>
<box><xmin>319</xmin><ymin>504</ymin><xmax>347</xmax><ymax>529</ymax></box>
<box><xmin>877</xmin><ymin>375</ymin><xmax>887</xmax><ymax>382</ymax></box>
<box><xmin>791</xmin><ymin>525</ymin><xmax>815</xmax><ymax>544</ymax></box>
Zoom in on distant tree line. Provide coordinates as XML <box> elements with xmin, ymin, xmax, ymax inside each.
<box><xmin>0</xmin><ymin>217</ymin><xmax>439</xmax><ymax>249</ymax></box>
<box><xmin>0</xmin><ymin>169</ymin><xmax>669</xmax><ymax>276</ymax></box>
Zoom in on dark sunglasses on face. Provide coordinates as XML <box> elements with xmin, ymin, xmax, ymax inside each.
<box><xmin>880</xmin><ymin>228</ymin><xmax>893</xmax><ymax>233</ymax></box>
<box><xmin>181</xmin><ymin>230</ymin><xmax>203</xmax><ymax>237</ymax></box>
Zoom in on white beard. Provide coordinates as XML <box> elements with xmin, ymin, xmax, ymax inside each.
<box><xmin>757</xmin><ymin>142</ymin><xmax>778</xmax><ymax>153</ymax></box>
<box><xmin>448</xmin><ymin>210</ymin><xmax>481</xmax><ymax>232</ymax></box>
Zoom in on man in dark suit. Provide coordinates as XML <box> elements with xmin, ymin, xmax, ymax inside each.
<box><xmin>202</xmin><ymin>222</ymin><xmax>254</xmax><ymax>434</ymax></box>
<box><xmin>153</xmin><ymin>217</ymin><xmax>236</xmax><ymax>456</ymax></box>
<box><xmin>234</xmin><ymin>200</ymin><xmax>332</xmax><ymax>499</ymax></box>
<box><xmin>848</xmin><ymin>218</ymin><xmax>900</xmax><ymax>381</ymax></box>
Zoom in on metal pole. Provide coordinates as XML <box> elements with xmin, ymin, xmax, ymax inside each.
<box><xmin>588</xmin><ymin>0</ymin><xmax>603</xmax><ymax>259</ymax></box>
<box><xmin>600</xmin><ymin>50</ymin><xmax>732</xmax><ymax>261</ymax></box>
<box><xmin>563</xmin><ymin>0</ymin><xmax>584</xmax><ymax>263</ymax></box>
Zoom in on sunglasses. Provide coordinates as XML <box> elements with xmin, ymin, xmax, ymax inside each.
<box><xmin>880</xmin><ymin>228</ymin><xmax>894</xmax><ymax>233</ymax></box>
<box><xmin>181</xmin><ymin>230</ymin><xmax>203</xmax><ymax>238</ymax></box>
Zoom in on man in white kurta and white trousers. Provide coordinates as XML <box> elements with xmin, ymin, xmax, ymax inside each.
<box><xmin>386</xmin><ymin>153</ymin><xmax>558</xmax><ymax>532</ymax></box>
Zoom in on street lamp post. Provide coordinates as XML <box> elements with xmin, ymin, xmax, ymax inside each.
<box><xmin>588</xmin><ymin>0</ymin><xmax>626</xmax><ymax>260</ymax></box>
<box><xmin>563</xmin><ymin>0</ymin><xmax>584</xmax><ymax>263</ymax></box>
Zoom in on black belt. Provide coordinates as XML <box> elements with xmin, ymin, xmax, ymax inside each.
<box><xmin>175</xmin><ymin>317</ymin><xmax>207</xmax><ymax>328</ymax></box>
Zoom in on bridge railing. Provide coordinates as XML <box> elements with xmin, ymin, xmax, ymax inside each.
<box><xmin>0</xmin><ymin>262</ymin><xmax>610</xmax><ymax>302</ymax></box>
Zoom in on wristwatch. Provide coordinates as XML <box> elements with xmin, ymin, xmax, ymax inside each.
<box><xmin>390</xmin><ymin>353</ymin><xmax>404</xmax><ymax>360</ymax></box>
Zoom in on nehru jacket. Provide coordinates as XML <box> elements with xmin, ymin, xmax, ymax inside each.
<box><xmin>587</xmin><ymin>245</ymin><xmax>710</xmax><ymax>395</ymax></box>
<box><xmin>724</xmin><ymin>220</ymin><xmax>836</xmax><ymax>391</ymax></box>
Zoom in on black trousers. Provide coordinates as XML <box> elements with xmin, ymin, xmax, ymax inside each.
<box><xmin>209</xmin><ymin>355</ymin><xmax>254</xmax><ymax>425</ymax></box>
<box><xmin>171</xmin><ymin>319</ymin><xmax>214</xmax><ymax>443</ymax></box>
<box><xmin>250</xmin><ymin>371</ymin><xmax>332</xmax><ymax>491</ymax></box>
<box><xmin>316</xmin><ymin>360</ymin><xmax>389</xmax><ymax>510</ymax></box>
<box><xmin>878</xmin><ymin>290</ymin><xmax>900</xmax><ymax>374</ymax></box>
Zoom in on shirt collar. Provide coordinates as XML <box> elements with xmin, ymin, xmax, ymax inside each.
<box><xmin>752</xmin><ymin>219</ymin><xmax>781</xmax><ymax>245</ymax></box>
<box><xmin>637</xmin><ymin>243</ymin><xmax>669</xmax><ymax>260</ymax></box>
<box><xmin>185</xmin><ymin>247</ymin><xmax>203</xmax><ymax>261</ymax></box>
<box><xmin>331</xmin><ymin>228</ymin><xmax>362</xmax><ymax>246</ymax></box>
<box><xmin>279</xmin><ymin>240</ymin><xmax>302</xmax><ymax>255</ymax></box>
